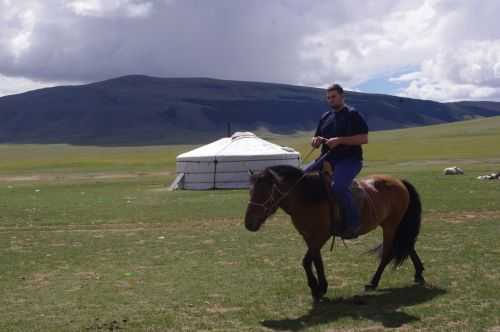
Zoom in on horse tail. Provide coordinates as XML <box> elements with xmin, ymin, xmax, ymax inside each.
<box><xmin>392</xmin><ymin>179</ymin><xmax>422</xmax><ymax>268</ymax></box>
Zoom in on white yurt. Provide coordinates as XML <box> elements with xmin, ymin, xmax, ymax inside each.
<box><xmin>172</xmin><ymin>132</ymin><xmax>301</xmax><ymax>190</ymax></box>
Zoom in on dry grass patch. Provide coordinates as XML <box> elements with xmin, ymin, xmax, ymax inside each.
<box><xmin>487</xmin><ymin>326</ymin><xmax>500</xmax><ymax>332</ymax></box>
<box><xmin>26</xmin><ymin>272</ymin><xmax>53</xmax><ymax>289</ymax></box>
<box><xmin>425</xmin><ymin>210</ymin><xmax>500</xmax><ymax>224</ymax></box>
<box><xmin>0</xmin><ymin>217</ymin><xmax>243</xmax><ymax>234</ymax></box>
<box><xmin>206</xmin><ymin>304</ymin><xmax>243</xmax><ymax>314</ymax></box>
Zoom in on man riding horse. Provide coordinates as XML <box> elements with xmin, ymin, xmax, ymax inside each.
<box><xmin>245</xmin><ymin>87</ymin><xmax>425</xmax><ymax>298</ymax></box>
<box><xmin>308</xmin><ymin>83</ymin><xmax>369</xmax><ymax>239</ymax></box>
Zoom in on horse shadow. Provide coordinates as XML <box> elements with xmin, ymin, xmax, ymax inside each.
<box><xmin>261</xmin><ymin>284</ymin><xmax>446</xmax><ymax>331</ymax></box>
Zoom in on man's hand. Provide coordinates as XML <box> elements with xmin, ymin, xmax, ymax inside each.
<box><xmin>326</xmin><ymin>137</ymin><xmax>342</xmax><ymax>149</ymax></box>
<box><xmin>325</xmin><ymin>134</ymin><xmax>368</xmax><ymax>149</ymax></box>
<box><xmin>311</xmin><ymin>136</ymin><xmax>326</xmax><ymax>148</ymax></box>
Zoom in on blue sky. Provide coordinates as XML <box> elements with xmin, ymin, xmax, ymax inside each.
<box><xmin>355</xmin><ymin>76</ymin><xmax>402</xmax><ymax>96</ymax></box>
<box><xmin>1</xmin><ymin>0</ymin><xmax>500</xmax><ymax>101</ymax></box>
<box><xmin>353</xmin><ymin>66</ymin><xmax>420</xmax><ymax>95</ymax></box>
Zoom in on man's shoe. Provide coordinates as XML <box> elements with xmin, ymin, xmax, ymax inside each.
<box><xmin>341</xmin><ymin>226</ymin><xmax>360</xmax><ymax>240</ymax></box>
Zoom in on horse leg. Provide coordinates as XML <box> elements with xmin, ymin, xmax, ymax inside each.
<box><xmin>302</xmin><ymin>249</ymin><xmax>321</xmax><ymax>302</ymax></box>
<box><xmin>366</xmin><ymin>251</ymin><xmax>392</xmax><ymax>291</ymax></box>
<box><xmin>312</xmin><ymin>250</ymin><xmax>328</xmax><ymax>299</ymax></box>
<box><xmin>366</xmin><ymin>227</ymin><xmax>395</xmax><ymax>291</ymax></box>
<box><xmin>410</xmin><ymin>248</ymin><xmax>425</xmax><ymax>284</ymax></box>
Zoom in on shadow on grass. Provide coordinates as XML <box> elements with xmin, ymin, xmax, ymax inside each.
<box><xmin>262</xmin><ymin>284</ymin><xmax>446</xmax><ymax>331</ymax></box>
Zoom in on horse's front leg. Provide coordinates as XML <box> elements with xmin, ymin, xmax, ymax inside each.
<box><xmin>302</xmin><ymin>250</ymin><xmax>319</xmax><ymax>301</ymax></box>
<box><xmin>312</xmin><ymin>250</ymin><xmax>328</xmax><ymax>298</ymax></box>
<box><xmin>302</xmin><ymin>249</ymin><xmax>327</xmax><ymax>302</ymax></box>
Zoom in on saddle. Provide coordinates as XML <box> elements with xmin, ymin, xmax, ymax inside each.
<box><xmin>320</xmin><ymin>164</ymin><xmax>367</xmax><ymax>237</ymax></box>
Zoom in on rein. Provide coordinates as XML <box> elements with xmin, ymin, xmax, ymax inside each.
<box><xmin>302</xmin><ymin>147</ymin><xmax>317</xmax><ymax>163</ymax></box>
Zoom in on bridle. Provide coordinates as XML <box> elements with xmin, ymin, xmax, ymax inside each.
<box><xmin>246</xmin><ymin>148</ymin><xmax>325</xmax><ymax>220</ymax></box>
<box><xmin>247</xmin><ymin>183</ymin><xmax>285</xmax><ymax>219</ymax></box>
<box><xmin>247</xmin><ymin>172</ymin><xmax>307</xmax><ymax>219</ymax></box>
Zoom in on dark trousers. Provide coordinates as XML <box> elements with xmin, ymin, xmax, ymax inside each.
<box><xmin>330</xmin><ymin>159</ymin><xmax>362</xmax><ymax>229</ymax></box>
<box><xmin>303</xmin><ymin>157</ymin><xmax>362</xmax><ymax>229</ymax></box>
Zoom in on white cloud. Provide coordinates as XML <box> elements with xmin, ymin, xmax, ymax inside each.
<box><xmin>0</xmin><ymin>0</ymin><xmax>500</xmax><ymax>101</ymax></box>
<box><xmin>298</xmin><ymin>1</ymin><xmax>444</xmax><ymax>87</ymax></box>
<box><xmin>10</xmin><ymin>10</ymin><xmax>36</xmax><ymax>59</ymax></box>
<box><xmin>0</xmin><ymin>74</ymin><xmax>76</xmax><ymax>97</ymax></box>
<box><xmin>66</xmin><ymin>0</ymin><xmax>153</xmax><ymax>18</ymax></box>
<box><xmin>394</xmin><ymin>40</ymin><xmax>500</xmax><ymax>101</ymax></box>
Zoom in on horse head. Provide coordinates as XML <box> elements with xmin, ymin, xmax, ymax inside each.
<box><xmin>244</xmin><ymin>167</ymin><xmax>284</xmax><ymax>232</ymax></box>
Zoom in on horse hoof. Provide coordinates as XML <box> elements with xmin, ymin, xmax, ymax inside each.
<box><xmin>319</xmin><ymin>285</ymin><xmax>328</xmax><ymax>298</ymax></box>
<box><xmin>364</xmin><ymin>284</ymin><xmax>377</xmax><ymax>291</ymax></box>
<box><xmin>415</xmin><ymin>275</ymin><xmax>426</xmax><ymax>285</ymax></box>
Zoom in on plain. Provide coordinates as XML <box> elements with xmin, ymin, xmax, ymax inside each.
<box><xmin>1</xmin><ymin>116</ymin><xmax>500</xmax><ymax>331</ymax></box>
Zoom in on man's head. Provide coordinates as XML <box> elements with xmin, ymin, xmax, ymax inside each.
<box><xmin>326</xmin><ymin>83</ymin><xmax>345</xmax><ymax>110</ymax></box>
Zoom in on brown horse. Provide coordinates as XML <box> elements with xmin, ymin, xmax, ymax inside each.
<box><xmin>244</xmin><ymin>165</ymin><xmax>425</xmax><ymax>302</ymax></box>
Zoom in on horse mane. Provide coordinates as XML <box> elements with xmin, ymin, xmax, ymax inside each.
<box><xmin>266</xmin><ymin>165</ymin><xmax>328</xmax><ymax>203</ymax></box>
<box><xmin>267</xmin><ymin>165</ymin><xmax>304</xmax><ymax>180</ymax></box>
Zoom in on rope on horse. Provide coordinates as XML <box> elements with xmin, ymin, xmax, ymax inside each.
<box><xmin>302</xmin><ymin>147</ymin><xmax>317</xmax><ymax>164</ymax></box>
<box><xmin>329</xmin><ymin>234</ymin><xmax>349</xmax><ymax>252</ymax></box>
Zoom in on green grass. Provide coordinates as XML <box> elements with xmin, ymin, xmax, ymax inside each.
<box><xmin>275</xmin><ymin>115</ymin><xmax>500</xmax><ymax>163</ymax></box>
<box><xmin>0</xmin><ymin>144</ymin><xmax>190</xmax><ymax>173</ymax></box>
<box><xmin>1</xmin><ymin>117</ymin><xmax>500</xmax><ymax>331</ymax></box>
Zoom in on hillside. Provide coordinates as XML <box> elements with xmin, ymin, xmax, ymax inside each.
<box><xmin>1</xmin><ymin>75</ymin><xmax>500</xmax><ymax>145</ymax></box>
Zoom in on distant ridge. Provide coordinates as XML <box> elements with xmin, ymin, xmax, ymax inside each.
<box><xmin>1</xmin><ymin>75</ymin><xmax>500</xmax><ymax>145</ymax></box>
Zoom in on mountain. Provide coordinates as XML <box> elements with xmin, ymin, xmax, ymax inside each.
<box><xmin>1</xmin><ymin>75</ymin><xmax>500</xmax><ymax>145</ymax></box>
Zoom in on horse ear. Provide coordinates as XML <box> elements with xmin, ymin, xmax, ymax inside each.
<box><xmin>268</xmin><ymin>169</ymin><xmax>284</xmax><ymax>183</ymax></box>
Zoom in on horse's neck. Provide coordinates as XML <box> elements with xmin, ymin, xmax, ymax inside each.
<box><xmin>276</xmin><ymin>179</ymin><xmax>301</xmax><ymax>215</ymax></box>
<box><xmin>284</xmin><ymin>186</ymin><xmax>332</xmax><ymax>247</ymax></box>
<box><xmin>276</xmin><ymin>189</ymin><xmax>293</xmax><ymax>215</ymax></box>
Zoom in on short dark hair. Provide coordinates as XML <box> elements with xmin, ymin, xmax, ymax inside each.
<box><xmin>327</xmin><ymin>83</ymin><xmax>344</xmax><ymax>95</ymax></box>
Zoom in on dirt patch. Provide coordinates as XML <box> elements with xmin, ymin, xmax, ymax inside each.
<box><xmin>398</xmin><ymin>158</ymin><xmax>500</xmax><ymax>166</ymax></box>
<box><xmin>0</xmin><ymin>171</ymin><xmax>171</xmax><ymax>183</ymax></box>
<box><xmin>27</xmin><ymin>272</ymin><xmax>52</xmax><ymax>288</ymax></box>
<box><xmin>3</xmin><ymin>211</ymin><xmax>495</xmax><ymax>235</ymax></box>
<box><xmin>425</xmin><ymin>211</ymin><xmax>500</xmax><ymax>224</ymax></box>
<box><xmin>206</xmin><ymin>304</ymin><xmax>242</xmax><ymax>314</ymax></box>
<box><xmin>0</xmin><ymin>175</ymin><xmax>43</xmax><ymax>182</ymax></box>
<box><xmin>76</xmin><ymin>271</ymin><xmax>100</xmax><ymax>281</ymax></box>
<box><xmin>487</xmin><ymin>326</ymin><xmax>500</xmax><ymax>332</ymax></box>
<box><xmin>148</xmin><ymin>187</ymin><xmax>171</xmax><ymax>192</ymax></box>
<box><xmin>0</xmin><ymin>217</ymin><xmax>243</xmax><ymax>234</ymax></box>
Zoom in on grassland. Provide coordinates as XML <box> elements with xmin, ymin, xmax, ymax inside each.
<box><xmin>1</xmin><ymin>117</ymin><xmax>500</xmax><ymax>331</ymax></box>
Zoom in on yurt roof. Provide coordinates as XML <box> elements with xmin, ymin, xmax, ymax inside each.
<box><xmin>176</xmin><ymin>132</ymin><xmax>300</xmax><ymax>162</ymax></box>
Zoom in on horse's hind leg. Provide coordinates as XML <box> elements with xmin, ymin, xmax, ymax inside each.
<box><xmin>366</xmin><ymin>227</ymin><xmax>395</xmax><ymax>291</ymax></box>
<box><xmin>410</xmin><ymin>248</ymin><xmax>425</xmax><ymax>284</ymax></box>
<box><xmin>366</xmin><ymin>249</ymin><xmax>392</xmax><ymax>291</ymax></box>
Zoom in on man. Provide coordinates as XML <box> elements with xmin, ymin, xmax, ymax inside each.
<box><xmin>310</xmin><ymin>83</ymin><xmax>369</xmax><ymax>239</ymax></box>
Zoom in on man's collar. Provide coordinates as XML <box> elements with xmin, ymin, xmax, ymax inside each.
<box><xmin>331</xmin><ymin>104</ymin><xmax>348</xmax><ymax>113</ymax></box>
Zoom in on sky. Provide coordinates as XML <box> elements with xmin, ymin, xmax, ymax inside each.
<box><xmin>1</xmin><ymin>0</ymin><xmax>500</xmax><ymax>101</ymax></box>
